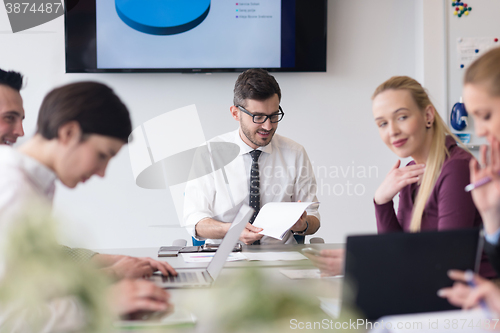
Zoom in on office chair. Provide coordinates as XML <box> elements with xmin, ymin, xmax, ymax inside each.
<box><xmin>293</xmin><ymin>235</ymin><xmax>325</xmax><ymax>244</ymax></box>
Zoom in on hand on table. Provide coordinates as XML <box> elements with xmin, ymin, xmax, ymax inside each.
<box><xmin>239</xmin><ymin>223</ymin><xmax>264</xmax><ymax>245</ymax></box>
<box><xmin>102</xmin><ymin>256</ymin><xmax>177</xmax><ymax>280</ymax></box>
<box><xmin>374</xmin><ymin>160</ymin><xmax>425</xmax><ymax>205</ymax></box>
<box><xmin>303</xmin><ymin>248</ymin><xmax>345</xmax><ymax>277</ymax></box>
<box><xmin>438</xmin><ymin>270</ymin><xmax>500</xmax><ymax>313</ymax></box>
<box><xmin>469</xmin><ymin>138</ymin><xmax>500</xmax><ymax>234</ymax></box>
<box><xmin>108</xmin><ymin>279</ymin><xmax>172</xmax><ymax>316</ymax></box>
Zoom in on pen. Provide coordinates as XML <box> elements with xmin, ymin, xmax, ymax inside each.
<box><xmin>465</xmin><ymin>175</ymin><xmax>497</xmax><ymax>192</ymax></box>
<box><xmin>464</xmin><ymin>270</ymin><xmax>492</xmax><ymax>318</ymax></box>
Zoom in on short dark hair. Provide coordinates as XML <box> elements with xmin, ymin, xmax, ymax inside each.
<box><xmin>36</xmin><ymin>81</ymin><xmax>132</xmax><ymax>142</ymax></box>
<box><xmin>233</xmin><ymin>69</ymin><xmax>281</xmax><ymax>107</ymax></box>
<box><xmin>0</xmin><ymin>68</ymin><xmax>23</xmax><ymax>91</ymax></box>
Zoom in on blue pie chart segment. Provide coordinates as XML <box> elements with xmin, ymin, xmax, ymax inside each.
<box><xmin>116</xmin><ymin>0</ymin><xmax>211</xmax><ymax>35</ymax></box>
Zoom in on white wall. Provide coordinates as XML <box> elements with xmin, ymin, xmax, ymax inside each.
<box><xmin>0</xmin><ymin>0</ymin><xmax>419</xmax><ymax>249</ymax></box>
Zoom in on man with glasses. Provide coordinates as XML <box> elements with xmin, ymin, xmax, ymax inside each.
<box><xmin>183</xmin><ymin>69</ymin><xmax>320</xmax><ymax>245</ymax></box>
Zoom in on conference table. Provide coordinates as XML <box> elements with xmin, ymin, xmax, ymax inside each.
<box><xmin>96</xmin><ymin>243</ymin><xmax>345</xmax><ymax>332</ymax></box>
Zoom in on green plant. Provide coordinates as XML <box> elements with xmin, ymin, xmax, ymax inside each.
<box><xmin>0</xmin><ymin>207</ymin><xmax>112</xmax><ymax>332</ymax></box>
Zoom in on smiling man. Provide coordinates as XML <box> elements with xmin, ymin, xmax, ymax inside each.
<box><xmin>0</xmin><ymin>69</ymin><xmax>25</xmax><ymax>146</ymax></box>
<box><xmin>183</xmin><ymin>69</ymin><xmax>320</xmax><ymax>245</ymax></box>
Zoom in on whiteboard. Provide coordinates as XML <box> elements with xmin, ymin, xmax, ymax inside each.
<box><xmin>447</xmin><ymin>0</ymin><xmax>500</xmax><ymax>147</ymax></box>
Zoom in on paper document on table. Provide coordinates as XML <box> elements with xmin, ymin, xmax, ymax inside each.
<box><xmin>280</xmin><ymin>269</ymin><xmax>344</xmax><ymax>279</ymax></box>
<box><xmin>115</xmin><ymin>306</ymin><xmax>197</xmax><ymax>328</ymax></box>
<box><xmin>243</xmin><ymin>251</ymin><xmax>307</xmax><ymax>261</ymax></box>
<box><xmin>318</xmin><ymin>297</ymin><xmax>341</xmax><ymax>319</ymax></box>
<box><xmin>370</xmin><ymin>308</ymin><xmax>491</xmax><ymax>333</ymax></box>
<box><xmin>252</xmin><ymin>202</ymin><xmax>319</xmax><ymax>240</ymax></box>
<box><xmin>181</xmin><ymin>252</ymin><xmax>247</xmax><ymax>263</ymax></box>
<box><xmin>281</xmin><ymin>269</ymin><xmax>322</xmax><ymax>279</ymax></box>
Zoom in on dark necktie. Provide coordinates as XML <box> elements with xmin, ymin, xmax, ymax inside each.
<box><xmin>249</xmin><ymin>150</ymin><xmax>262</xmax><ymax>244</ymax></box>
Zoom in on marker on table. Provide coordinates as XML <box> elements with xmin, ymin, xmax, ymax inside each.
<box><xmin>464</xmin><ymin>270</ymin><xmax>492</xmax><ymax>318</ymax></box>
<box><xmin>465</xmin><ymin>175</ymin><xmax>497</xmax><ymax>192</ymax></box>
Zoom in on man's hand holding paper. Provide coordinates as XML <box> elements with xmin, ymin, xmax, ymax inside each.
<box><xmin>252</xmin><ymin>202</ymin><xmax>319</xmax><ymax>240</ymax></box>
<box><xmin>239</xmin><ymin>223</ymin><xmax>264</xmax><ymax>244</ymax></box>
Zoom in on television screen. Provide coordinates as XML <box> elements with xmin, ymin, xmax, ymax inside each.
<box><xmin>65</xmin><ymin>0</ymin><xmax>327</xmax><ymax>73</ymax></box>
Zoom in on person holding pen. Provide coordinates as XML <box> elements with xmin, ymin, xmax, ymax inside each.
<box><xmin>439</xmin><ymin>270</ymin><xmax>500</xmax><ymax>315</ymax></box>
<box><xmin>459</xmin><ymin>47</ymin><xmax>500</xmax><ymax>275</ymax></box>
<box><xmin>306</xmin><ymin>76</ymin><xmax>496</xmax><ymax>278</ymax></box>
<box><xmin>440</xmin><ymin>48</ymin><xmax>500</xmax><ymax>311</ymax></box>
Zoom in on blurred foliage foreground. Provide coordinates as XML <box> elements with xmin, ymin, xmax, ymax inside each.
<box><xmin>0</xmin><ymin>209</ymin><xmax>112</xmax><ymax>333</ymax></box>
<box><xmin>187</xmin><ymin>266</ymin><xmax>361</xmax><ymax>333</ymax></box>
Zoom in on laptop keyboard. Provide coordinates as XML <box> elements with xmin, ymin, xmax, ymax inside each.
<box><xmin>165</xmin><ymin>271</ymin><xmax>200</xmax><ymax>283</ymax></box>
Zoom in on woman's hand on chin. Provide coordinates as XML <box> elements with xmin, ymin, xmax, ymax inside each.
<box><xmin>374</xmin><ymin>159</ymin><xmax>425</xmax><ymax>205</ymax></box>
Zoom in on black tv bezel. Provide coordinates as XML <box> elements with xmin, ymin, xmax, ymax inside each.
<box><xmin>64</xmin><ymin>0</ymin><xmax>327</xmax><ymax>73</ymax></box>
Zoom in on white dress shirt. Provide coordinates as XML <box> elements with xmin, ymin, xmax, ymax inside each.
<box><xmin>0</xmin><ymin>146</ymin><xmax>86</xmax><ymax>333</ymax></box>
<box><xmin>0</xmin><ymin>145</ymin><xmax>56</xmax><ymax>243</ymax></box>
<box><xmin>183</xmin><ymin>129</ymin><xmax>320</xmax><ymax>244</ymax></box>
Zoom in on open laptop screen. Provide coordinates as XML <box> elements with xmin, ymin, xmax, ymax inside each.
<box><xmin>206</xmin><ymin>205</ymin><xmax>253</xmax><ymax>280</ymax></box>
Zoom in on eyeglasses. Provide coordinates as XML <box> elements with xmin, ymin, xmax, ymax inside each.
<box><xmin>237</xmin><ymin>105</ymin><xmax>285</xmax><ymax>124</ymax></box>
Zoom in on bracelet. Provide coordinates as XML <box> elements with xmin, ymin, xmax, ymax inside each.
<box><xmin>292</xmin><ymin>220</ymin><xmax>309</xmax><ymax>236</ymax></box>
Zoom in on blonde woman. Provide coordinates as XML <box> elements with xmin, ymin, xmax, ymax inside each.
<box><xmin>440</xmin><ymin>48</ymin><xmax>500</xmax><ymax>310</ymax></box>
<box><xmin>304</xmin><ymin>76</ymin><xmax>495</xmax><ymax>277</ymax></box>
<box><xmin>372</xmin><ymin>76</ymin><xmax>495</xmax><ymax>278</ymax></box>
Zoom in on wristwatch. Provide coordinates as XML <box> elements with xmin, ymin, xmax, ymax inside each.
<box><xmin>292</xmin><ymin>220</ymin><xmax>309</xmax><ymax>236</ymax></box>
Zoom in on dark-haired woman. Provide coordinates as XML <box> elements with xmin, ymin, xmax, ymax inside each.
<box><xmin>0</xmin><ymin>81</ymin><xmax>174</xmax><ymax>331</ymax></box>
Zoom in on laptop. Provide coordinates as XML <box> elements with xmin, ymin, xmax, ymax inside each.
<box><xmin>150</xmin><ymin>204</ymin><xmax>253</xmax><ymax>288</ymax></box>
<box><xmin>342</xmin><ymin>228</ymin><xmax>482</xmax><ymax>321</ymax></box>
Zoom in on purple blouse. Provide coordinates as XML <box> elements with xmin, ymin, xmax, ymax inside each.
<box><xmin>375</xmin><ymin>136</ymin><xmax>495</xmax><ymax>278</ymax></box>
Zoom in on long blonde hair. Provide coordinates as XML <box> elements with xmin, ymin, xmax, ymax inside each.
<box><xmin>465</xmin><ymin>47</ymin><xmax>500</xmax><ymax>97</ymax></box>
<box><xmin>373</xmin><ymin>76</ymin><xmax>467</xmax><ymax>232</ymax></box>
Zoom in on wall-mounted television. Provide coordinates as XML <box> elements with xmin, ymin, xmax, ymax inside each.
<box><xmin>65</xmin><ymin>0</ymin><xmax>327</xmax><ymax>73</ymax></box>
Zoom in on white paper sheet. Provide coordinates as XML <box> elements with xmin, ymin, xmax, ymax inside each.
<box><xmin>369</xmin><ymin>308</ymin><xmax>492</xmax><ymax>333</ymax></box>
<box><xmin>318</xmin><ymin>297</ymin><xmax>341</xmax><ymax>319</ymax></box>
<box><xmin>180</xmin><ymin>252</ymin><xmax>247</xmax><ymax>263</ymax></box>
<box><xmin>281</xmin><ymin>269</ymin><xmax>322</xmax><ymax>279</ymax></box>
<box><xmin>115</xmin><ymin>306</ymin><xmax>197</xmax><ymax>328</ymax></box>
<box><xmin>243</xmin><ymin>251</ymin><xmax>307</xmax><ymax>261</ymax></box>
<box><xmin>456</xmin><ymin>37</ymin><xmax>498</xmax><ymax>69</ymax></box>
<box><xmin>252</xmin><ymin>202</ymin><xmax>319</xmax><ymax>240</ymax></box>
<box><xmin>280</xmin><ymin>269</ymin><xmax>344</xmax><ymax>279</ymax></box>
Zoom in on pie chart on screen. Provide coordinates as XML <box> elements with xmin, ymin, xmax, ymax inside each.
<box><xmin>115</xmin><ymin>0</ymin><xmax>211</xmax><ymax>35</ymax></box>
